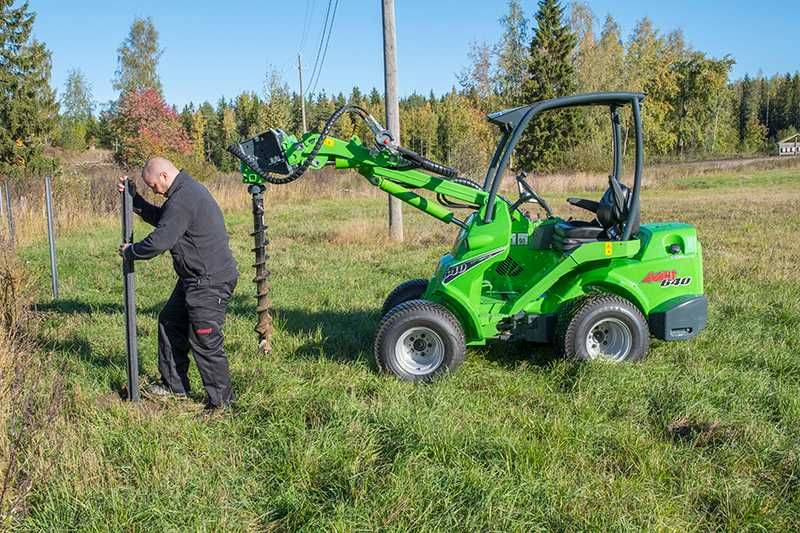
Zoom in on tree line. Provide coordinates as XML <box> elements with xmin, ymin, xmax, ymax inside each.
<box><xmin>3</xmin><ymin>0</ymin><xmax>799</xmax><ymax>183</ymax></box>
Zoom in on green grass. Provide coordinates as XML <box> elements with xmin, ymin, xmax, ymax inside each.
<box><xmin>674</xmin><ymin>167</ymin><xmax>800</xmax><ymax>189</ymax></box>
<box><xmin>14</xmin><ymin>170</ymin><xmax>800</xmax><ymax>530</ymax></box>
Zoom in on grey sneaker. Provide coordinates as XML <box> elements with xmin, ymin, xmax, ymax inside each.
<box><xmin>203</xmin><ymin>398</ymin><xmax>235</xmax><ymax>412</ymax></box>
<box><xmin>144</xmin><ymin>382</ymin><xmax>188</xmax><ymax>398</ymax></box>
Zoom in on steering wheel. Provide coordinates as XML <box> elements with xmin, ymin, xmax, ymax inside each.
<box><xmin>511</xmin><ymin>172</ymin><xmax>553</xmax><ymax>218</ymax></box>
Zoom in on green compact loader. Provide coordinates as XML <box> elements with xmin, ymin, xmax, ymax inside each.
<box><xmin>228</xmin><ymin>92</ymin><xmax>707</xmax><ymax>381</ymax></box>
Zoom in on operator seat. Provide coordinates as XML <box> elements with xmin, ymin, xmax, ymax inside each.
<box><xmin>552</xmin><ymin>178</ymin><xmax>637</xmax><ymax>253</ymax></box>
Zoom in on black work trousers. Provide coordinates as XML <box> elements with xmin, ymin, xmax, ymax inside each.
<box><xmin>157</xmin><ymin>274</ymin><xmax>238</xmax><ymax>407</ymax></box>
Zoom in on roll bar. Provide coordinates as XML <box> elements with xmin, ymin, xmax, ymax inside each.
<box><xmin>483</xmin><ymin>92</ymin><xmax>645</xmax><ymax>241</ymax></box>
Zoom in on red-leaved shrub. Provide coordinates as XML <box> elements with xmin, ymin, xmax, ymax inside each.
<box><xmin>110</xmin><ymin>88</ymin><xmax>191</xmax><ymax>168</ymax></box>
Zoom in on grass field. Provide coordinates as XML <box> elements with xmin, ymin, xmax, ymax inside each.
<box><xmin>11</xmin><ymin>167</ymin><xmax>800</xmax><ymax>530</ymax></box>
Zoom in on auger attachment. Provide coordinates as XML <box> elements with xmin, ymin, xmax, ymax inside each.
<box><xmin>248</xmin><ymin>183</ymin><xmax>272</xmax><ymax>353</ymax></box>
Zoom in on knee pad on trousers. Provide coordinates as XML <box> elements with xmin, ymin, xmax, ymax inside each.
<box><xmin>191</xmin><ymin>322</ymin><xmax>223</xmax><ymax>352</ymax></box>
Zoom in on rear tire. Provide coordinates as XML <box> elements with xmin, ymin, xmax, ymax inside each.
<box><xmin>556</xmin><ymin>293</ymin><xmax>649</xmax><ymax>362</ymax></box>
<box><xmin>380</xmin><ymin>279</ymin><xmax>429</xmax><ymax>316</ymax></box>
<box><xmin>374</xmin><ymin>299</ymin><xmax>465</xmax><ymax>381</ymax></box>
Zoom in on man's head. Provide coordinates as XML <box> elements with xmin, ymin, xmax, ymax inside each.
<box><xmin>141</xmin><ymin>157</ymin><xmax>180</xmax><ymax>196</ymax></box>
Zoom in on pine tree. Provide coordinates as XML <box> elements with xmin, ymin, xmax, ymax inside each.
<box><xmin>0</xmin><ymin>0</ymin><xmax>58</xmax><ymax>178</ymax></box>
<box><xmin>517</xmin><ymin>0</ymin><xmax>577</xmax><ymax>171</ymax></box>
<box><xmin>790</xmin><ymin>73</ymin><xmax>800</xmax><ymax>132</ymax></box>
<box><xmin>179</xmin><ymin>103</ymin><xmax>195</xmax><ymax>137</ymax></box>
<box><xmin>772</xmin><ymin>73</ymin><xmax>793</xmax><ymax>137</ymax></box>
<box><xmin>212</xmin><ymin>99</ymin><xmax>238</xmax><ymax>171</ymax></box>
<box><xmin>738</xmin><ymin>75</ymin><xmax>755</xmax><ymax>144</ymax></box>
<box><xmin>113</xmin><ymin>17</ymin><xmax>163</xmax><ymax>95</ymax></box>
<box><xmin>311</xmin><ymin>91</ymin><xmax>335</xmax><ymax>131</ymax></box>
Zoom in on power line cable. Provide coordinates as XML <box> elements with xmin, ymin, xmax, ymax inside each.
<box><xmin>298</xmin><ymin>0</ymin><xmax>316</xmax><ymax>53</ymax></box>
<box><xmin>307</xmin><ymin>0</ymin><xmax>339</xmax><ymax>97</ymax></box>
<box><xmin>305</xmin><ymin>0</ymin><xmax>333</xmax><ymax>97</ymax></box>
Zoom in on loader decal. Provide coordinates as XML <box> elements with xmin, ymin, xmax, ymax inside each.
<box><xmin>443</xmin><ymin>247</ymin><xmax>505</xmax><ymax>284</ymax></box>
<box><xmin>642</xmin><ymin>271</ymin><xmax>676</xmax><ymax>283</ymax></box>
<box><xmin>642</xmin><ymin>271</ymin><xmax>691</xmax><ymax>287</ymax></box>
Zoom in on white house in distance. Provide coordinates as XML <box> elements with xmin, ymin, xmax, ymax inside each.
<box><xmin>778</xmin><ymin>133</ymin><xmax>800</xmax><ymax>155</ymax></box>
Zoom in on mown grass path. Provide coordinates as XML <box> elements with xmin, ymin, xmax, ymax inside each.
<box><xmin>17</xmin><ymin>170</ymin><xmax>800</xmax><ymax>530</ymax></box>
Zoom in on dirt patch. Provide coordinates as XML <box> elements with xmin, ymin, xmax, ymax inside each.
<box><xmin>666</xmin><ymin>416</ymin><xmax>736</xmax><ymax>447</ymax></box>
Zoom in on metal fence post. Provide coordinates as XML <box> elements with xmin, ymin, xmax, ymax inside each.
<box><xmin>3</xmin><ymin>182</ymin><xmax>14</xmax><ymax>247</ymax></box>
<box><xmin>44</xmin><ymin>175</ymin><xmax>59</xmax><ymax>299</ymax></box>
<box><xmin>0</xmin><ymin>183</ymin><xmax>4</xmax><ymax>235</ymax></box>
<box><xmin>121</xmin><ymin>179</ymin><xmax>140</xmax><ymax>401</ymax></box>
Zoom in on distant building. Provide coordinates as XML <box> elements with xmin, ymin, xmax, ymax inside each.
<box><xmin>778</xmin><ymin>133</ymin><xmax>800</xmax><ymax>155</ymax></box>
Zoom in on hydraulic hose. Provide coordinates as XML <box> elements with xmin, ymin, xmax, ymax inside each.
<box><xmin>228</xmin><ymin>104</ymin><xmax>462</xmax><ymax>185</ymax></box>
<box><xmin>395</xmin><ymin>146</ymin><xmax>458</xmax><ymax>178</ymax></box>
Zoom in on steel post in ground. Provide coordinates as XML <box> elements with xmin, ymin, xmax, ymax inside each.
<box><xmin>121</xmin><ymin>179</ymin><xmax>140</xmax><ymax>401</ymax></box>
<box><xmin>249</xmin><ymin>184</ymin><xmax>272</xmax><ymax>353</ymax></box>
<box><xmin>44</xmin><ymin>176</ymin><xmax>59</xmax><ymax>299</ymax></box>
<box><xmin>0</xmin><ymin>183</ymin><xmax>4</xmax><ymax>237</ymax></box>
<box><xmin>4</xmin><ymin>182</ymin><xmax>14</xmax><ymax>247</ymax></box>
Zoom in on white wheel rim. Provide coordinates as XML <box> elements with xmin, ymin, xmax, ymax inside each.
<box><xmin>394</xmin><ymin>326</ymin><xmax>445</xmax><ymax>376</ymax></box>
<box><xmin>585</xmin><ymin>318</ymin><xmax>632</xmax><ymax>362</ymax></box>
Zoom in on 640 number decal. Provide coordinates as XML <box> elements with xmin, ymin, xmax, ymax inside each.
<box><xmin>642</xmin><ymin>271</ymin><xmax>692</xmax><ymax>287</ymax></box>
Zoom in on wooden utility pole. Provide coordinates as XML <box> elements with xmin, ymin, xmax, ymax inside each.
<box><xmin>382</xmin><ymin>0</ymin><xmax>404</xmax><ymax>242</ymax></box>
<box><xmin>298</xmin><ymin>53</ymin><xmax>308</xmax><ymax>133</ymax></box>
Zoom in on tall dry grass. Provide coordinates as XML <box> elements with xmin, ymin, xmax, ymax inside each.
<box><xmin>3</xmin><ymin>150</ymin><xmax>800</xmax><ymax>248</ymax></box>
<box><xmin>0</xmin><ymin>246</ymin><xmax>66</xmax><ymax>527</ymax></box>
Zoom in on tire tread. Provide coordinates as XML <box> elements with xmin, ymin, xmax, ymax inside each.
<box><xmin>555</xmin><ymin>293</ymin><xmax>648</xmax><ymax>361</ymax></box>
<box><xmin>381</xmin><ymin>279</ymin><xmax>429</xmax><ymax>316</ymax></box>
<box><xmin>373</xmin><ymin>299</ymin><xmax>465</xmax><ymax>379</ymax></box>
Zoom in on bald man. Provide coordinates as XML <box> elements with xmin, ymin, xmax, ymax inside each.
<box><xmin>118</xmin><ymin>158</ymin><xmax>238</xmax><ymax>409</ymax></box>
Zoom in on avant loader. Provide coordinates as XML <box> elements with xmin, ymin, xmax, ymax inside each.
<box><xmin>228</xmin><ymin>92</ymin><xmax>708</xmax><ymax>381</ymax></box>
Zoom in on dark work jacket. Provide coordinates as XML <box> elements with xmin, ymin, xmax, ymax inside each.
<box><xmin>128</xmin><ymin>170</ymin><xmax>238</xmax><ymax>282</ymax></box>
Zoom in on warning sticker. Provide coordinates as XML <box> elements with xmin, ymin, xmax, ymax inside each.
<box><xmin>511</xmin><ymin>233</ymin><xmax>529</xmax><ymax>246</ymax></box>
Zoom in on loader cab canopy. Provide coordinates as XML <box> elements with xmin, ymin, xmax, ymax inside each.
<box><xmin>482</xmin><ymin>92</ymin><xmax>646</xmax><ymax>241</ymax></box>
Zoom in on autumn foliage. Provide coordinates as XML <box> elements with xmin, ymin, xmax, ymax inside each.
<box><xmin>110</xmin><ymin>88</ymin><xmax>191</xmax><ymax>167</ymax></box>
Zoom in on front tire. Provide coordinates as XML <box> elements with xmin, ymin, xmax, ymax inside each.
<box><xmin>556</xmin><ymin>293</ymin><xmax>649</xmax><ymax>362</ymax></box>
<box><xmin>380</xmin><ymin>279</ymin><xmax>429</xmax><ymax>316</ymax></box>
<box><xmin>374</xmin><ymin>299</ymin><xmax>465</xmax><ymax>381</ymax></box>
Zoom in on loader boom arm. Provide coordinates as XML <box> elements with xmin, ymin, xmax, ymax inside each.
<box><xmin>237</xmin><ymin>128</ymin><xmax>489</xmax><ymax>226</ymax></box>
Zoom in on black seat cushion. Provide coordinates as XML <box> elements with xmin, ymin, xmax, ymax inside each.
<box><xmin>554</xmin><ymin>220</ymin><xmax>605</xmax><ymax>240</ymax></box>
<box><xmin>552</xmin><ymin>220</ymin><xmax>607</xmax><ymax>253</ymax></box>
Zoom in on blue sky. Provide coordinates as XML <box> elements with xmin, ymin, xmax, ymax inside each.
<box><xmin>29</xmin><ymin>0</ymin><xmax>799</xmax><ymax>109</ymax></box>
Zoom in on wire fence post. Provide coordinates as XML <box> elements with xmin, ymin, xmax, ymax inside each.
<box><xmin>0</xmin><ymin>182</ymin><xmax>4</xmax><ymax>236</ymax></box>
<box><xmin>121</xmin><ymin>179</ymin><xmax>140</xmax><ymax>401</ymax></box>
<box><xmin>3</xmin><ymin>181</ymin><xmax>14</xmax><ymax>248</ymax></box>
<box><xmin>44</xmin><ymin>175</ymin><xmax>59</xmax><ymax>299</ymax></box>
